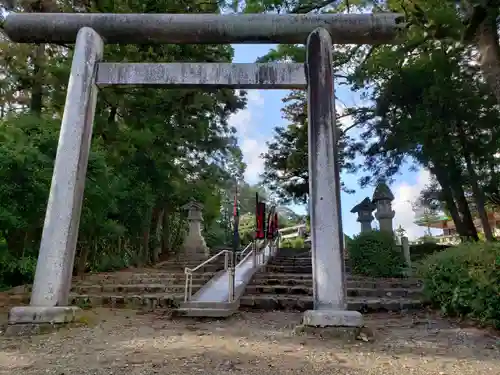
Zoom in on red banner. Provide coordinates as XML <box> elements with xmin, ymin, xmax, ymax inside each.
<box><xmin>256</xmin><ymin>202</ymin><xmax>266</xmax><ymax>239</ymax></box>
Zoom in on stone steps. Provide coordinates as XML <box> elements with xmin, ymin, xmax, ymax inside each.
<box><xmin>154</xmin><ymin>256</ymin><xmax>227</xmax><ymax>273</ymax></box>
<box><xmin>75</xmin><ymin>275</ymin><xmax>213</xmax><ymax>286</ymax></box>
<box><xmin>240</xmin><ymin>249</ymin><xmax>425</xmax><ymax>313</ymax></box>
<box><xmin>267</xmin><ymin>261</ymin><xmax>352</xmax><ymax>269</ymax></box>
<box><xmin>264</xmin><ymin>265</ymin><xmax>355</xmax><ymax>273</ymax></box>
<box><xmin>240</xmin><ymin>295</ymin><xmax>425</xmax><ymax>312</ymax></box>
<box><xmin>1</xmin><ymin>293</ymin><xmax>185</xmax><ymax>309</ymax></box>
<box><xmin>268</xmin><ymin>258</ymin><xmax>312</xmax><ymax>263</ymax></box>
<box><xmin>251</xmin><ymin>275</ymin><xmax>422</xmax><ymax>288</ymax></box>
<box><xmin>76</xmin><ymin>271</ymin><xmax>215</xmax><ymax>282</ymax></box>
<box><xmin>72</xmin><ymin>283</ymin><xmax>200</xmax><ymax>294</ymax></box>
<box><xmin>1</xmin><ymin>248</ymin><xmax>426</xmax><ymax>316</ymax></box>
<box><xmin>1</xmin><ymin>263</ymin><xmax>222</xmax><ymax>310</ymax></box>
<box><xmin>244</xmin><ymin>285</ymin><xmax>423</xmax><ymax>298</ymax></box>
<box><xmin>1</xmin><ymin>293</ymin><xmax>425</xmax><ymax>313</ymax></box>
<box><xmin>264</xmin><ymin>265</ymin><xmax>312</xmax><ymax>273</ymax></box>
<box><xmin>156</xmin><ymin>264</ymin><xmax>224</xmax><ymax>273</ymax></box>
<box><xmin>69</xmin><ymin>293</ymin><xmax>184</xmax><ymax>309</ymax></box>
<box><xmin>70</xmin><ymin>284</ymin><xmax>422</xmax><ymax>299</ymax></box>
<box><xmin>273</xmin><ymin>249</ymin><xmax>310</xmax><ymax>257</ymax></box>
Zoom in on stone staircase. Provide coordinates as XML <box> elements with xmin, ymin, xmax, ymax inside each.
<box><xmin>1</xmin><ymin>254</ymin><xmax>228</xmax><ymax>311</ymax></box>
<box><xmin>240</xmin><ymin>248</ymin><xmax>425</xmax><ymax>312</ymax></box>
<box><xmin>70</xmin><ymin>254</ymin><xmax>228</xmax><ymax>309</ymax></box>
<box><xmin>1</xmin><ymin>248</ymin><xmax>426</xmax><ymax>315</ymax></box>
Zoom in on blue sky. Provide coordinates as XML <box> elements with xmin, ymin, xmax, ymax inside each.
<box><xmin>230</xmin><ymin>44</ymin><xmax>436</xmax><ymax>240</ymax></box>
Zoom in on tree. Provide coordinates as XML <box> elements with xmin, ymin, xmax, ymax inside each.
<box><xmin>261</xmin><ymin>90</ymin><xmax>359</xmax><ymax>204</ymax></box>
<box><xmin>353</xmin><ymin>36</ymin><xmax>500</xmax><ymax>240</ymax></box>
<box><xmin>0</xmin><ymin>0</ymin><xmax>250</xmax><ymax>287</ymax></box>
<box><xmin>244</xmin><ymin>0</ymin><xmax>500</xmax><ymax>241</ymax></box>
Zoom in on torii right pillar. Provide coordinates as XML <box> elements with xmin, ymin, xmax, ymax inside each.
<box><xmin>302</xmin><ymin>28</ymin><xmax>363</xmax><ymax>329</ymax></box>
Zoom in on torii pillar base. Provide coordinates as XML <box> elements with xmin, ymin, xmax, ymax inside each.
<box><xmin>296</xmin><ymin>310</ymin><xmax>364</xmax><ymax>341</ymax></box>
<box><xmin>5</xmin><ymin>306</ymin><xmax>83</xmax><ymax>336</ymax></box>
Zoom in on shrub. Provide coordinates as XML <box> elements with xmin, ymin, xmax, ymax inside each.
<box><xmin>0</xmin><ymin>242</ymin><xmax>37</xmax><ymax>290</ymax></box>
<box><xmin>418</xmin><ymin>241</ymin><xmax>500</xmax><ymax>328</ymax></box>
<box><xmin>280</xmin><ymin>237</ymin><xmax>305</xmax><ymax>249</ymax></box>
<box><xmin>410</xmin><ymin>242</ymin><xmax>453</xmax><ymax>262</ymax></box>
<box><xmin>348</xmin><ymin>230</ymin><xmax>405</xmax><ymax>277</ymax></box>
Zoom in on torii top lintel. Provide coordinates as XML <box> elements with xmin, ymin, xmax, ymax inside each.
<box><xmin>1</xmin><ymin>12</ymin><xmax>405</xmax><ymax>45</ymax></box>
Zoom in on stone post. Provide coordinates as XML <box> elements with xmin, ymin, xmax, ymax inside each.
<box><xmin>6</xmin><ymin>28</ymin><xmax>103</xmax><ymax>335</ymax></box>
<box><xmin>401</xmin><ymin>236</ymin><xmax>412</xmax><ymax>276</ymax></box>
<box><xmin>181</xmin><ymin>201</ymin><xmax>209</xmax><ymax>259</ymax></box>
<box><xmin>302</xmin><ymin>28</ymin><xmax>363</xmax><ymax>329</ymax></box>
<box><xmin>372</xmin><ymin>182</ymin><xmax>395</xmax><ymax>234</ymax></box>
<box><xmin>350</xmin><ymin>197</ymin><xmax>376</xmax><ymax>233</ymax></box>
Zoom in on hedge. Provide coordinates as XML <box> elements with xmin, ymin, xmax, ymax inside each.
<box><xmin>347</xmin><ymin>230</ymin><xmax>406</xmax><ymax>278</ymax></box>
<box><xmin>418</xmin><ymin>241</ymin><xmax>500</xmax><ymax>328</ymax></box>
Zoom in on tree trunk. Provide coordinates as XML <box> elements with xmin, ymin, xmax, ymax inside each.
<box><xmin>149</xmin><ymin>204</ymin><xmax>163</xmax><ymax>264</ymax></box>
<box><xmin>440</xmin><ymin>156</ymin><xmax>479</xmax><ymax>240</ymax></box>
<box><xmin>475</xmin><ymin>7</ymin><xmax>500</xmax><ymax>104</ymax></box>
<box><xmin>30</xmin><ymin>43</ymin><xmax>45</xmax><ymax>115</ymax></box>
<box><xmin>452</xmin><ymin>183</ymin><xmax>479</xmax><ymax>241</ymax></box>
<box><xmin>161</xmin><ymin>203</ymin><xmax>171</xmax><ymax>256</ymax></box>
<box><xmin>141</xmin><ymin>229</ymin><xmax>150</xmax><ymax>266</ymax></box>
<box><xmin>141</xmin><ymin>206</ymin><xmax>154</xmax><ymax>266</ymax></box>
<box><xmin>457</xmin><ymin>124</ymin><xmax>494</xmax><ymax>241</ymax></box>
<box><xmin>431</xmin><ymin>165</ymin><xmax>469</xmax><ymax>237</ymax></box>
<box><xmin>441</xmin><ymin>187</ymin><xmax>466</xmax><ymax>236</ymax></box>
<box><xmin>5</xmin><ymin>229</ymin><xmax>26</xmax><ymax>256</ymax></box>
<box><xmin>436</xmin><ymin>165</ymin><xmax>478</xmax><ymax>240</ymax></box>
<box><xmin>468</xmin><ymin>176</ymin><xmax>494</xmax><ymax>241</ymax></box>
<box><xmin>171</xmin><ymin>212</ymin><xmax>186</xmax><ymax>254</ymax></box>
<box><xmin>75</xmin><ymin>245</ymin><xmax>90</xmax><ymax>276</ymax></box>
<box><xmin>488</xmin><ymin>159</ymin><xmax>499</xmax><ymax>192</ymax></box>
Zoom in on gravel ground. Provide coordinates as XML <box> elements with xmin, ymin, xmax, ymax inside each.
<box><xmin>0</xmin><ymin>308</ymin><xmax>499</xmax><ymax>375</ymax></box>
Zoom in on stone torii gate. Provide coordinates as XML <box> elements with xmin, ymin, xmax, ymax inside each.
<box><xmin>1</xmin><ymin>12</ymin><xmax>404</xmax><ymax>334</ymax></box>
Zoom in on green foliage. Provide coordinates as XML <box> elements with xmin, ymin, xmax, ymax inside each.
<box><xmin>280</xmin><ymin>236</ymin><xmax>305</xmax><ymax>249</ymax></box>
<box><xmin>261</xmin><ymin>91</ymin><xmax>358</xmax><ymax>204</ymax></box>
<box><xmin>0</xmin><ymin>0</ymin><xmax>261</xmax><ymax>287</ymax></box>
<box><xmin>418</xmin><ymin>242</ymin><xmax>500</xmax><ymax>328</ymax></box>
<box><xmin>410</xmin><ymin>242</ymin><xmax>452</xmax><ymax>261</ymax></box>
<box><xmin>348</xmin><ymin>231</ymin><xmax>406</xmax><ymax>277</ymax></box>
<box><xmin>204</xmin><ymin>224</ymin><xmax>228</xmax><ymax>249</ymax></box>
<box><xmin>417</xmin><ymin>235</ymin><xmax>439</xmax><ymax>244</ymax></box>
<box><xmin>0</xmin><ymin>241</ymin><xmax>37</xmax><ymax>290</ymax></box>
<box><xmin>251</xmin><ymin>0</ymin><xmax>500</xmax><ymax>242</ymax></box>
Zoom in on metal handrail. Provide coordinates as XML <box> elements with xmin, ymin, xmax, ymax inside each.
<box><xmin>183</xmin><ymin>238</ymin><xmax>280</xmax><ymax>303</ymax></box>
<box><xmin>236</xmin><ymin>242</ymin><xmax>253</xmax><ymax>263</ymax></box>
<box><xmin>238</xmin><ymin>244</ymin><xmax>255</xmax><ymax>266</ymax></box>
<box><xmin>184</xmin><ymin>249</ymin><xmax>231</xmax><ymax>302</ymax></box>
<box><xmin>185</xmin><ymin>249</ymin><xmax>231</xmax><ymax>274</ymax></box>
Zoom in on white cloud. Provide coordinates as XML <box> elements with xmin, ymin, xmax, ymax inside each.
<box><xmin>247</xmin><ymin>90</ymin><xmax>264</xmax><ymax>106</ymax></box>
<box><xmin>228</xmin><ymin>90</ymin><xmax>264</xmax><ymax>136</ymax></box>
<box><xmin>241</xmin><ymin>138</ymin><xmax>267</xmax><ymax>183</ymax></box>
<box><xmin>228</xmin><ymin>90</ymin><xmax>267</xmax><ymax>183</ymax></box>
<box><xmin>228</xmin><ymin>108</ymin><xmax>252</xmax><ymax>137</ymax></box>
<box><xmin>392</xmin><ymin>169</ymin><xmax>440</xmax><ymax>240</ymax></box>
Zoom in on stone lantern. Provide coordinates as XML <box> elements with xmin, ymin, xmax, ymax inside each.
<box><xmin>181</xmin><ymin>201</ymin><xmax>209</xmax><ymax>259</ymax></box>
<box><xmin>350</xmin><ymin>197</ymin><xmax>376</xmax><ymax>233</ymax></box>
<box><xmin>372</xmin><ymin>182</ymin><xmax>395</xmax><ymax>234</ymax></box>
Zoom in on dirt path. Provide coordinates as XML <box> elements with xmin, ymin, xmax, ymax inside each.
<box><xmin>0</xmin><ymin>309</ymin><xmax>499</xmax><ymax>375</ymax></box>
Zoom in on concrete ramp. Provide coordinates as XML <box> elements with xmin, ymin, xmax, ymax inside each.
<box><xmin>176</xmin><ymin>244</ymin><xmax>274</xmax><ymax>317</ymax></box>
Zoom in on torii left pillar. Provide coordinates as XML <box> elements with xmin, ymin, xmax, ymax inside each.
<box><xmin>6</xmin><ymin>28</ymin><xmax>103</xmax><ymax>335</ymax></box>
